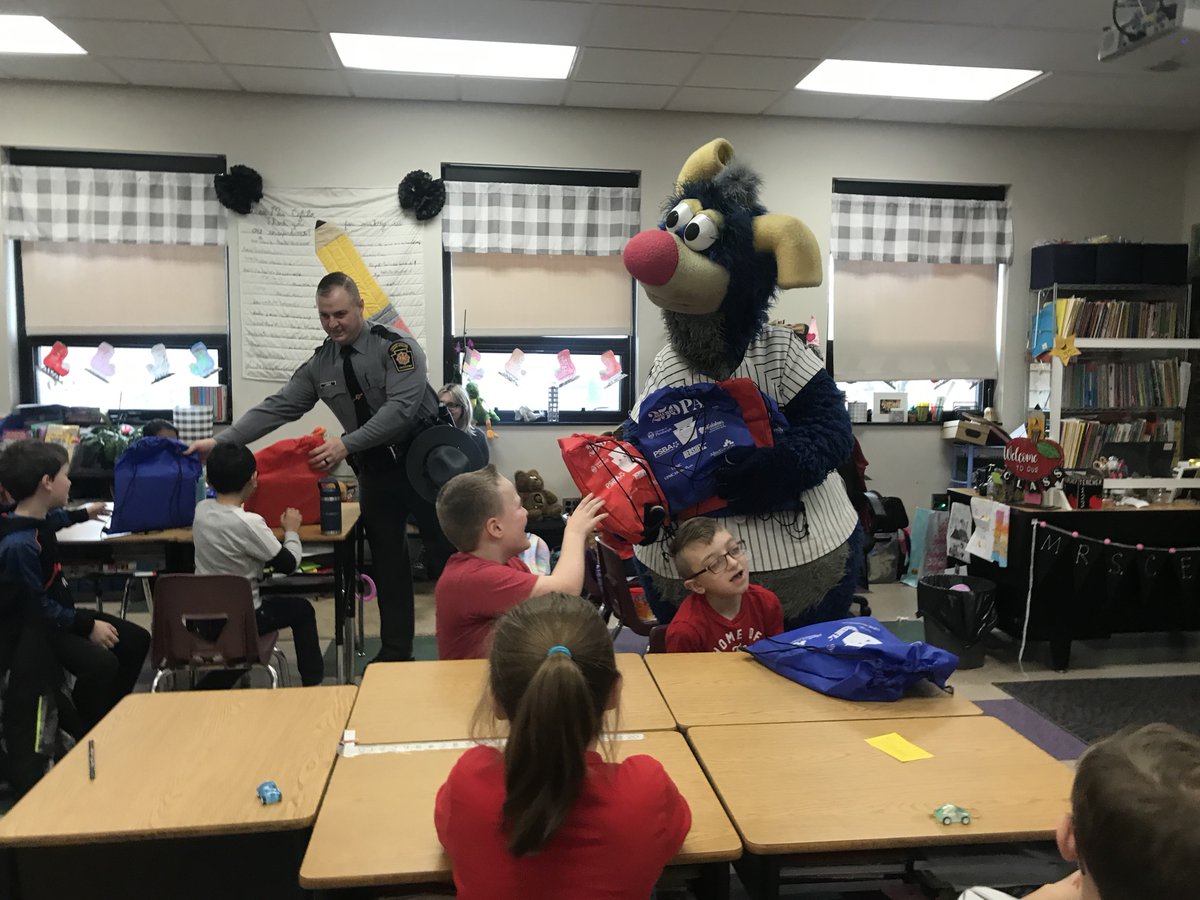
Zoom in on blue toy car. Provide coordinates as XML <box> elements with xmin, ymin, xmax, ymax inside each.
<box><xmin>256</xmin><ymin>781</ymin><xmax>282</xmax><ymax>805</ymax></box>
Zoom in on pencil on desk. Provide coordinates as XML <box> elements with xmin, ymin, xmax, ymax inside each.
<box><xmin>88</xmin><ymin>739</ymin><xmax>95</xmax><ymax>781</ymax></box>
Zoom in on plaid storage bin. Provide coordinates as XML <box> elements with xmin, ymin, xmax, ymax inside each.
<box><xmin>172</xmin><ymin>405</ymin><xmax>213</xmax><ymax>442</ymax></box>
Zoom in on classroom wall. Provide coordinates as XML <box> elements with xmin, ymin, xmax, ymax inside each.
<box><xmin>0</xmin><ymin>81</ymin><xmax>1191</xmax><ymax>519</ymax></box>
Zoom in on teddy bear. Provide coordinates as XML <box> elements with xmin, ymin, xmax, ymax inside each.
<box><xmin>515</xmin><ymin>469</ymin><xmax>562</xmax><ymax>520</ymax></box>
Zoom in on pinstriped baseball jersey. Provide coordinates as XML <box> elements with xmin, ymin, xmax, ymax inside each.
<box><xmin>633</xmin><ymin>326</ymin><xmax>859</xmax><ymax>579</ymax></box>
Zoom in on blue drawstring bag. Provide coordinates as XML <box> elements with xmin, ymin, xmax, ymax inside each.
<box><xmin>743</xmin><ymin>616</ymin><xmax>958</xmax><ymax>702</ymax></box>
<box><xmin>108</xmin><ymin>437</ymin><xmax>202</xmax><ymax>533</ymax></box>
<box><xmin>628</xmin><ymin>379</ymin><xmax>786</xmax><ymax>517</ymax></box>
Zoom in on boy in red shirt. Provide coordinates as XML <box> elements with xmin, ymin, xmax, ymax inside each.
<box><xmin>434</xmin><ymin>465</ymin><xmax>606</xmax><ymax>659</ymax></box>
<box><xmin>665</xmin><ymin>517</ymin><xmax>784</xmax><ymax>653</ymax></box>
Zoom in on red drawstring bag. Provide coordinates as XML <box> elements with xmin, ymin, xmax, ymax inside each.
<box><xmin>244</xmin><ymin>427</ymin><xmax>325</xmax><ymax>528</ymax></box>
<box><xmin>559</xmin><ymin>435</ymin><xmax>669</xmax><ymax>554</ymax></box>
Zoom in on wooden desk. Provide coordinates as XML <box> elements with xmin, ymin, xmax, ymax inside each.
<box><xmin>0</xmin><ymin>687</ymin><xmax>356</xmax><ymax>900</ymax></box>
<box><xmin>346</xmin><ymin>653</ymin><xmax>676</xmax><ymax>744</ymax></box>
<box><xmin>58</xmin><ymin>504</ymin><xmax>364</xmax><ymax>683</ymax></box>
<box><xmin>688</xmin><ymin>716</ymin><xmax>1072</xmax><ymax>899</ymax></box>
<box><xmin>645</xmin><ymin>652</ymin><xmax>980</xmax><ymax>729</ymax></box>
<box><xmin>299</xmin><ymin>730</ymin><xmax>741</xmax><ymax>895</ymax></box>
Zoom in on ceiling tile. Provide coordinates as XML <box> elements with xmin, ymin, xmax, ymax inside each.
<box><xmin>162</xmin><ymin>0</ymin><xmax>318</xmax><ymax>29</ymax></box>
<box><xmin>458</xmin><ymin>77</ymin><xmax>566</xmax><ymax>106</ymax></box>
<box><xmin>856</xmin><ymin>97</ymin><xmax>975</xmax><ymax>124</ymax></box>
<box><xmin>1019</xmin><ymin>101</ymin><xmax>1198</xmax><ymax>131</ymax></box>
<box><xmin>717</xmin><ymin>14</ymin><xmax>860</xmax><ymax>58</ymax></box>
<box><xmin>309</xmin><ymin>0</ymin><xmax>590</xmax><ymax>45</ymax></box>
<box><xmin>597</xmin><ymin>0</ymin><xmax>738</xmax><ymax>9</ymax></box>
<box><xmin>741</xmin><ymin>0</ymin><xmax>887</xmax><ymax>17</ymax></box>
<box><xmin>1004</xmin><ymin>0</ymin><xmax>1110</xmax><ymax>32</ymax></box>
<box><xmin>763</xmin><ymin>89</ymin><xmax>879</xmax><ymax>118</ymax></box>
<box><xmin>572</xmin><ymin>48</ymin><xmax>699</xmax><ymax>85</ymax></box>
<box><xmin>105</xmin><ymin>58</ymin><xmax>238</xmax><ymax>90</ymax></box>
<box><xmin>344</xmin><ymin>70</ymin><xmax>459</xmax><ymax>101</ymax></box>
<box><xmin>190</xmin><ymin>26</ymin><xmax>336</xmax><ymax>69</ymax></box>
<box><xmin>666</xmin><ymin>85</ymin><xmax>779</xmax><ymax>114</ymax></box>
<box><xmin>877</xmin><ymin>0</ymin><xmax>1013</xmax><ymax>27</ymax></box>
<box><xmin>688</xmin><ymin>54</ymin><xmax>818</xmax><ymax>91</ymax></box>
<box><xmin>830</xmin><ymin>20</ymin><xmax>991</xmax><ymax>65</ymax></box>
<box><xmin>34</xmin><ymin>0</ymin><xmax>175</xmax><ymax>21</ymax></box>
<box><xmin>0</xmin><ymin>55</ymin><xmax>123</xmax><ymax>83</ymax></box>
<box><xmin>951</xmin><ymin>101</ymin><xmax>1058</xmax><ymax>128</ymax></box>
<box><xmin>585</xmin><ymin>6</ymin><xmax>731</xmax><ymax>52</ymax></box>
<box><xmin>53</xmin><ymin>20</ymin><xmax>211</xmax><ymax>62</ymax></box>
<box><xmin>225</xmin><ymin>64</ymin><xmax>350</xmax><ymax>96</ymax></box>
<box><xmin>564</xmin><ymin>80</ymin><xmax>675</xmax><ymax>110</ymax></box>
<box><xmin>964</xmin><ymin>27</ymin><xmax>1105</xmax><ymax>75</ymax></box>
<box><xmin>1004</xmin><ymin>72</ymin><xmax>1200</xmax><ymax>108</ymax></box>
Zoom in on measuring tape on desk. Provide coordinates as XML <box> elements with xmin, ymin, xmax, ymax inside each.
<box><xmin>337</xmin><ymin>730</ymin><xmax>645</xmax><ymax>758</ymax></box>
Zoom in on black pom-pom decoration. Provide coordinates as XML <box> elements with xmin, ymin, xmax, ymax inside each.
<box><xmin>398</xmin><ymin>169</ymin><xmax>446</xmax><ymax>221</ymax></box>
<box><xmin>213</xmin><ymin>164</ymin><xmax>263</xmax><ymax>215</ymax></box>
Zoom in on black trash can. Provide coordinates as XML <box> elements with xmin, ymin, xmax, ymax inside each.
<box><xmin>916</xmin><ymin>574</ymin><xmax>997</xmax><ymax>669</ymax></box>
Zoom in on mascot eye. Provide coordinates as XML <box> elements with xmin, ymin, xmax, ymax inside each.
<box><xmin>664</xmin><ymin>201</ymin><xmax>694</xmax><ymax>230</ymax></box>
<box><xmin>681</xmin><ymin>213</ymin><xmax>719</xmax><ymax>251</ymax></box>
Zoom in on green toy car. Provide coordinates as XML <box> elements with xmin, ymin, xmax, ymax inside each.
<box><xmin>934</xmin><ymin>803</ymin><xmax>971</xmax><ymax>826</ymax></box>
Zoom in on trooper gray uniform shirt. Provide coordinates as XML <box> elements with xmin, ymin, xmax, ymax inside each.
<box><xmin>219</xmin><ymin>324</ymin><xmax>439</xmax><ymax>453</ymax></box>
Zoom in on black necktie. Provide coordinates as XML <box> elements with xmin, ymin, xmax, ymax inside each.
<box><xmin>341</xmin><ymin>346</ymin><xmax>372</xmax><ymax>429</ymax></box>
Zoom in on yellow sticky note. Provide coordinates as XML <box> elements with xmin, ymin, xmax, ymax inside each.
<box><xmin>865</xmin><ymin>732</ymin><xmax>934</xmax><ymax>763</ymax></box>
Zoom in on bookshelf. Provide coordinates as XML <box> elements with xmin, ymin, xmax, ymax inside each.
<box><xmin>1032</xmin><ymin>283</ymin><xmax>1197</xmax><ymax>476</ymax></box>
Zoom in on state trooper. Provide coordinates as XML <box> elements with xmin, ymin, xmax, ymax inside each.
<box><xmin>187</xmin><ymin>271</ymin><xmax>450</xmax><ymax>663</ymax></box>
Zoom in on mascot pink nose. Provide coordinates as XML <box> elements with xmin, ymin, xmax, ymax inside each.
<box><xmin>623</xmin><ymin>229</ymin><xmax>679</xmax><ymax>286</ymax></box>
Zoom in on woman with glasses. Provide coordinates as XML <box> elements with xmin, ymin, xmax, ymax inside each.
<box><xmin>439</xmin><ymin>383</ymin><xmax>490</xmax><ymax>463</ymax></box>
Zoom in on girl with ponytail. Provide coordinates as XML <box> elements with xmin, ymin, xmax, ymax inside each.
<box><xmin>435</xmin><ymin>593</ymin><xmax>691</xmax><ymax>898</ymax></box>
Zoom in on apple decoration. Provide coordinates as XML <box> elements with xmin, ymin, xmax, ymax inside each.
<box><xmin>1003</xmin><ymin>437</ymin><xmax>1066</xmax><ymax>493</ymax></box>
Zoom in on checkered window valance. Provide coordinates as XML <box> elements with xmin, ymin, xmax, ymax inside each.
<box><xmin>831</xmin><ymin>193</ymin><xmax>1013</xmax><ymax>266</ymax></box>
<box><xmin>442</xmin><ymin>181</ymin><xmax>640</xmax><ymax>256</ymax></box>
<box><xmin>1</xmin><ymin>165</ymin><xmax>226</xmax><ymax>246</ymax></box>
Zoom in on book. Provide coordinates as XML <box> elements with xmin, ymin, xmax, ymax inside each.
<box><xmin>43</xmin><ymin>424</ymin><xmax>81</xmax><ymax>462</ymax></box>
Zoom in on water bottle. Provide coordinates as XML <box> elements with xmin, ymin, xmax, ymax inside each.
<box><xmin>319</xmin><ymin>478</ymin><xmax>342</xmax><ymax>534</ymax></box>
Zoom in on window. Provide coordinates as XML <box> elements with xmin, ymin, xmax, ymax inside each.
<box><xmin>5</xmin><ymin>149</ymin><xmax>231</xmax><ymax>420</ymax></box>
<box><xmin>441</xmin><ymin>164</ymin><xmax>638</xmax><ymax>425</ymax></box>
<box><xmin>828</xmin><ymin>180</ymin><xmax>1009</xmax><ymax>420</ymax></box>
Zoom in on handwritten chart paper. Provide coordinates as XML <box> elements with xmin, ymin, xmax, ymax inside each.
<box><xmin>237</xmin><ymin>188</ymin><xmax>426</xmax><ymax>382</ymax></box>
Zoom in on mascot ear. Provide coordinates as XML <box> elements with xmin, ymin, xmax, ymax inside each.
<box><xmin>675</xmin><ymin>138</ymin><xmax>735</xmax><ymax>190</ymax></box>
<box><xmin>753</xmin><ymin>213</ymin><xmax>823</xmax><ymax>289</ymax></box>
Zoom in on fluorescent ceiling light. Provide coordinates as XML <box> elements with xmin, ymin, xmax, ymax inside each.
<box><xmin>796</xmin><ymin>59</ymin><xmax>1040</xmax><ymax>101</ymax></box>
<box><xmin>0</xmin><ymin>15</ymin><xmax>85</xmax><ymax>55</ymax></box>
<box><xmin>331</xmin><ymin>33</ymin><xmax>575</xmax><ymax>79</ymax></box>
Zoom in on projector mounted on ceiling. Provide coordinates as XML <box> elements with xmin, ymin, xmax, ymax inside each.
<box><xmin>1099</xmin><ymin>0</ymin><xmax>1200</xmax><ymax>71</ymax></box>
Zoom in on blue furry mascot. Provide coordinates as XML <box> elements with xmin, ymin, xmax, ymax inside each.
<box><xmin>623</xmin><ymin>138</ymin><xmax>862</xmax><ymax>623</ymax></box>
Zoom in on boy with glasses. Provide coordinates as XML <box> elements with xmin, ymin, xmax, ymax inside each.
<box><xmin>665</xmin><ymin>517</ymin><xmax>784</xmax><ymax>653</ymax></box>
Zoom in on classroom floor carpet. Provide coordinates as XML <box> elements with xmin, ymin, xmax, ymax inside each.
<box><xmin>995</xmin><ymin>675</ymin><xmax>1200</xmax><ymax>744</ymax></box>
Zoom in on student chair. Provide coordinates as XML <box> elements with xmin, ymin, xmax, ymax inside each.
<box><xmin>149</xmin><ymin>574</ymin><xmax>290</xmax><ymax>691</ymax></box>
<box><xmin>595</xmin><ymin>539</ymin><xmax>668</xmax><ymax>653</ymax></box>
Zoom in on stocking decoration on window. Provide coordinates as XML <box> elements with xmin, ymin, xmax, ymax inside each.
<box><xmin>39</xmin><ymin>342</ymin><xmax>70</xmax><ymax>383</ymax></box>
<box><xmin>147</xmin><ymin>343</ymin><xmax>173</xmax><ymax>383</ymax></box>
<box><xmin>501</xmin><ymin>348</ymin><xmax>526</xmax><ymax>385</ymax></box>
<box><xmin>464</xmin><ymin>341</ymin><xmax>484</xmax><ymax>381</ymax></box>
<box><xmin>86</xmin><ymin>342</ymin><xmax>117</xmax><ymax>382</ymax></box>
<box><xmin>189</xmin><ymin>341</ymin><xmax>219</xmax><ymax>378</ymax></box>
<box><xmin>554</xmin><ymin>349</ymin><xmax>578</xmax><ymax>387</ymax></box>
<box><xmin>599</xmin><ymin>349</ymin><xmax>625</xmax><ymax>388</ymax></box>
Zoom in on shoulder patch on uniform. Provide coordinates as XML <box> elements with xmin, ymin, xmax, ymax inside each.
<box><xmin>370</xmin><ymin>323</ymin><xmax>402</xmax><ymax>340</ymax></box>
<box><xmin>388</xmin><ymin>340</ymin><xmax>415</xmax><ymax>373</ymax></box>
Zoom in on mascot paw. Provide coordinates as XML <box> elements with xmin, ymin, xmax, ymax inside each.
<box><xmin>715</xmin><ymin>445</ymin><xmax>804</xmax><ymax>513</ymax></box>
